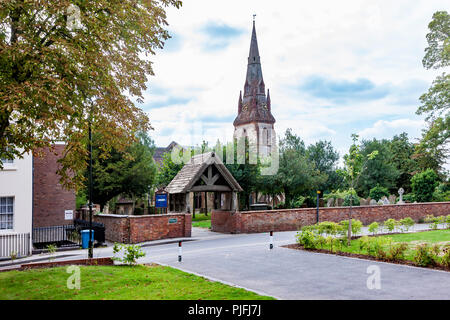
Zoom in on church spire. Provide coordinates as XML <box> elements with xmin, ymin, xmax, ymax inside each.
<box><xmin>244</xmin><ymin>18</ymin><xmax>264</xmax><ymax>98</ymax></box>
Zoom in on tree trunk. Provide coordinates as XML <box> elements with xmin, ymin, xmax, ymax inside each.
<box><xmin>347</xmin><ymin>198</ymin><xmax>353</xmax><ymax>246</ymax></box>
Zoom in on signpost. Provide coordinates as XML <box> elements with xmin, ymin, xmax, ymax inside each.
<box><xmin>155</xmin><ymin>192</ymin><xmax>168</xmax><ymax>214</ymax></box>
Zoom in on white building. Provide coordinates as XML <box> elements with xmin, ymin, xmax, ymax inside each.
<box><xmin>0</xmin><ymin>152</ymin><xmax>33</xmax><ymax>258</ymax></box>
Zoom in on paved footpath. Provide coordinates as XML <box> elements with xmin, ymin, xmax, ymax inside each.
<box><xmin>2</xmin><ymin>225</ymin><xmax>450</xmax><ymax>299</ymax></box>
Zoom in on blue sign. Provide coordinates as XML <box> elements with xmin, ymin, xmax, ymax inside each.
<box><xmin>155</xmin><ymin>193</ymin><xmax>168</xmax><ymax>208</ymax></box>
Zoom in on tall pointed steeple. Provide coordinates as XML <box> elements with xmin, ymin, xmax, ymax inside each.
<box><xmin>233</xmin><ymin>18</ymin><xmax>275</xmax><ymax>127</ymax></box>
<box><xmin>244</xmin><ymin>20</ymin><xmax>264</xmax><ymax>100</ymax></box>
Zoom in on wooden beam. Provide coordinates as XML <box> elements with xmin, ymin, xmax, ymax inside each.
<box><xmin>190</xmin><ymin>185</ymin><xmax>231</xmax><ymax>192</ymax></box>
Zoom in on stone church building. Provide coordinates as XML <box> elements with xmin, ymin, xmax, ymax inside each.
<box><xmin>233</xmin><ymin>20</ymin><xmax>276</xmax><ymax>158</ymax></box>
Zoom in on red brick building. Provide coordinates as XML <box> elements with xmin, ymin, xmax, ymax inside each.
<box><xmin>32</xmin><ymin>144</ymin><xmax>76</xmax><ymax>228</ymax></box>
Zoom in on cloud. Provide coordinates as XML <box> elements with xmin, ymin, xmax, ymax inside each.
<box><xmin>199</xmin><ymin>22</ymin><xmax>245</xmax><ymax>51</ymax></box>
<box><xmin>300</xmin><ymin>75</ymin><xmax>390</xmax><ymax>103</ymax></box>
<box><xmin>358</xmin><ymin>119</ymin><xmax>425</xmax><ymax>140</ymax></box>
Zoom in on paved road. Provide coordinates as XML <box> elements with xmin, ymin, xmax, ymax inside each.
<box><xmin>3</xmin><ymin>225</ymin><xmax>450</xmax><ymax>299</ymax></box>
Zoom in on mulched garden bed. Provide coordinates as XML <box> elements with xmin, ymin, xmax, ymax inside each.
<box><xmin>19</xmin><ymin>257</ymin><xmax>114</xmax><ymax>270</ymax></box>
<box><xmin>283</xmin><ymin>243</ymin><xmax>450</xmax><ymax>272</ymax></box>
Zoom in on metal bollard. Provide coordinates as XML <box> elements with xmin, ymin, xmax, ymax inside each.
<box><xmin>269</xmin><ymin>231</ymin><xmax>274</xmax><ymax>250</ymax></box>
<box><xmin>178</xmin><ymin>241</ymin><xmax>182</xmax><ymax>262</ymax></box>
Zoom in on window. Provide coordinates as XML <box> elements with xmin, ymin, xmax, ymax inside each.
<box><xmin>0</xmin><ymin>197</ymin><xmax>14</xmax><ymax>230</ymax></box>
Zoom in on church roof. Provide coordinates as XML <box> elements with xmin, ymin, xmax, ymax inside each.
<box><xmin>233</xmin><ymin>20</ymin><xmax>275</xmax><ymax>127</ymax></box>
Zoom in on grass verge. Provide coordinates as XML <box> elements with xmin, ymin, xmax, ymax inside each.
<box><xmin>0</xmin><ymin>264</ymin><xmax>275</xmax><ymax>300</ymax></box>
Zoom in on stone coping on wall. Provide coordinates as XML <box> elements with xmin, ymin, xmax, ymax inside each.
<box><xmin>96</xmin><ymin>212</ymin><xmax>189</xmax><ymax>218</ymax></box>
<box><xmin>238</xmin><ymin>201</ymin><xmax>450</xmax><ymax>214</ymax></box>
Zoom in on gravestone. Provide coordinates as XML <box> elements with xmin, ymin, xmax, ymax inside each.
<box><xmin>397</xmin><ymin>188</ymin><xmax>405</xmax><ymax>204</ymax></box>
<box><xmin>377</xmin><ymin>199</ymin><xmax>384</xmax><ymax>205</ymax></box>
<box><xmin>369</xmin><ymin>199</ymin><xmax>377</xmax><ymax>205</ymax></box>
<box><xmin>319</xmin><ymin>198</ymin><xmax>325</xmax><ymax>207</ymax></box>
<box><xmin>382</xmin><ymin>197</ymin><xmax>390</xmax><ymax>205</ymax></box>
<box><xmin>388</xmin><ymin>194</ymin><xmax>396</xmax><ymax>204</ymax></box>
<box><xmin>360</xmin><ymin>198</ymin><xmax>368</xmax><ymax>206</ymax></box>
<box><xmin>336</xmin><ymin>198</ymin><xmax>344</xmax><ymax>207</ymax></box>
<box><xmin>327</xmin><ymin>198</ymin><xmax>334</xmax><ymax>207</ymax></box>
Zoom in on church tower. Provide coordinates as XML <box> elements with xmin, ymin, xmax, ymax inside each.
<box><xmin>233</xmin><ymin>19</ymin><xmax>275</xmax><ymax>157</ymax></box>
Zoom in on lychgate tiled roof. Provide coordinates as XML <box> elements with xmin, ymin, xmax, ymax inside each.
<box><xmin>165</xmin><ymin>152</ymin><xmax>243</xmax><ymax>194</ymax></box>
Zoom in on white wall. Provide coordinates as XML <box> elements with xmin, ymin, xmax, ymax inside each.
<box><xmin>0</xmin><ymin>152</ymin><xmax>33</xmax><ymax>235</ymax></box>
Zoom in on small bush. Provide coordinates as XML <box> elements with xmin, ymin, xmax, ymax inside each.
<box><xmin>317</xmin><ymin>221</ymin><xmax>342</xmax><ymax>236</ymax></box>
<box><xmin>413</xmin><ymin>244</ymin><xmax>436</xmax><ymax>267</ymax></box>
<box><xmin>441</xmin><ymin>245</ymin><xmax>450</xmax><ymax>268</ymax></box>
<box><xmin>112</xmin><ymin>243</ymin><xmax>146</xmax><ymax>265</ymax></box>
<box><xmin>387</xmin><ymin>242</ymin><xmax>409</xmax><ymax>261</ymax></box>
<box><xmin>399</xmin><ymin>217</ymin><xmax>415</xmax><ymax>232</ymax></box>
<box><xmin>368</xmin><ymin>222</ymin><xmax>379</xmax><ymax>235</ymax></box>
<box><xmin>384</xmin><ymin>219</ymin><xmax>399</xmax><ymax>233</ymax></box>
<box><xmin>339</xmin><ymin>219</ymin><xmax>363</xmax><ymax>236</ymax></box>
<box><xmin>296</xmin><ymin>230</ymin><xmax>318</xmax><ymax>249</ymax></box>
<box><xmin>425</xmin><ymin>215</ymin><xmax>439</xmax><ymax>230</ymax></box>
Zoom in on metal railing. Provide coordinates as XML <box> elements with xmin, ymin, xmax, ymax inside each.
<box><xmin>32</xmin><ymin>225</ymin><xmax>81</xmax><ymax>249</ymax></box>
<box><xmin>73</xmin><ymin>219</ymin><xmax>105</xmax><ymax>244</ymax></box>
<box><xmin>0</xmin><ymin>233</ymin><xmax>31</xmax><ymax>258</ymax></box>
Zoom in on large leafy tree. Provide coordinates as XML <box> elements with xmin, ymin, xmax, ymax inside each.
<box><xmin>276</xmin><ymin>129</ymin><xmax>326</xmax><ymax>206</ymax></box>
<box><xmin>388</xmin><ymin>132</ymin><xmax>419</xmax><ymax>192</ymax></box>
<box><xmin>306</xmin><ymin>140</ymin><xmax>341</xmax><ymax>193</ymax></box>
<box><xmin>155</xmin><ymin>150</ymin><xmax>185</xmax><ymax>188</ymax></box>
<box><xmin>356</xmin><ymin>138</ymin><xmax>399</xmax><ymax>196</ymax></box>
<box><xmin>0</xmin><ymin>0</ymin><xmax>182</xmax><ymax>189</ymax></box>
<box><xmin>90</xmin><ymin>131</ymin><xmax>157</xmax><ymax>211</ymax></box>
<box><xmin>415</xmin><ymin>11</ymin><xmax>449</xmax><ymax>176</ymax></box>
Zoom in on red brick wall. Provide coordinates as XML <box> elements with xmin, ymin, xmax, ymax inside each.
<box><xmin>211</xmin><ymin>202</ymin><xmax>450</xmax><ymax>234</ymax></box>
<box><xmin>33</xmin><ymin>145</ymin><xmax>76</xmax><ymax>228</ymax></box>
<box><xmin>94</xmin><ymin>213</ymin><xmax>192</xmax><ymax>244</ymax></box>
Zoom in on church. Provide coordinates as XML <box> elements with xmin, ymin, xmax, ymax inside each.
<box><xmin>233</xmin><ymin>19</ymin><xmax>276</xmax><ymax>158</ymax></box>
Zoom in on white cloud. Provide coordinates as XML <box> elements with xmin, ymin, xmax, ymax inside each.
<box><xmin>141</xmin><ymin>0</ymin><xmax>447</xmax><ymax>163</ymax></box>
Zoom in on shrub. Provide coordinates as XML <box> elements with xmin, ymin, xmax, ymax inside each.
<box><xmin>441</xmin><ymin>245</ymin><xmax>450</xmax><ymax>268</ymax></box>
<box><xmin>296</xmin><ymin>230</ymin><xmax>318</xmax><ymax>249</ymax></box>
<box><xmin>112</xmin><ymin>243</ymin><xmax>146</xmax><ymax>265</ymax></box>
<box><xmin>317</xmin><ymin>221</ymin><xmax>342</xmax><ymax>236</ymax></box>
<box><xmin>387</xmin><ymin>242</ymin><xmax>409</xmax><ymax>261</ymax></box>
<box><xmin>425</xmin><ymin>215</ymin><xmax>439</xmax><ymax>230</ymax></box>
<box><xmin>359</xmin><ymin>236</ymin><xmax>370</xmax><ymax>253</ymax></box>
<box><xmin>402</xmin><ymin>193</ymin><xmax>416</xmax><ymax>203</ymax></box>
<box><xmin>368</xmin><ymin>222</ymin><xmax>379</xmax><ymax>235</ymax></box>
<box><xmin>384</xmin><ymin>219</ymin><xmax>398</xmax><ymax>233</ymax></box>
<box><xmin>446</xmin><ymin>215</ymin><xmax>450</xmax><ymax>229</ymax></box>
<box><xmin>411</xmin><ymin>169</ymin><xmax>440</xmax><ymax>203</ymax></box>
<box><xmin>339</xmin><ymin>219</ymin><xmax>363</xmax><ymax>236</ymax></box>
<box><xmin>413</xmin><ymin>244</ymin><xmax>436</xmax><ymax>267</ymax></box>
<box><xmin>432</xmin><ymin>183</ymin><xmax>450</xmax><ymax>202</ymax></box>
<box><xmin>369</xmin><ymin>185</ymin><xmax>389</xmax><ymax>201</ymax></box>
<box><xmin>399</xmin><ymin>217</ymin><xmax>415</xmax><ymax>232</ymax></box>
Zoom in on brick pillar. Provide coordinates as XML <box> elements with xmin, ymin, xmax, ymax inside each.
<box><xmin>184</xmin><ymin>213</ymin><xmax>192</xmax><ymax>237</ymax></box>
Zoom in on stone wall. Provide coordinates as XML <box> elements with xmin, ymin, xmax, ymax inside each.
<box><xmin>33</xmin><ymin>145</ymin><xmax>76</xmax><ymax>228</ymax></box>
<box><xmin>94</xmin><ymin>213</ymin><xmax>192</xmax><ymax>243</ymax></box>
<box><xmin>211</xmin><ymin>202</ymin><xmax>450</xmax><ymax>234</ymax></box>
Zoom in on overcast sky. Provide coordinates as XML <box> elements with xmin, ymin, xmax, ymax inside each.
<box><xmin>138</xmin><ymin>0</ymin><xmax>448</xmax><ymax>164</ymax></box>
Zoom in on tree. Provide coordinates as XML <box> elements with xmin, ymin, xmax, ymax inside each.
<box><xmin>356</xmin><ymin>138</ymin><xmax>399</xmax><ymax>196</ymax></box>
<box><xmin>338</xmin><ymin>134</ymin><xmax>378</xmax><ymax>244</ymax></box>
<box><xmin>0</xmin><ymin>0</ymin><xmax>182</xmax><ymax>189</ymax></box>
<box><xmin>224</xmin><ymin>137</ymin><xmax>260</xmax><ymax>210</ymax></box>
<box><xmin>411</xmin><ymin>169</ymin><xmax>440</xmax><ymax>203</ymax></box>
<box><xmin>276</xmin><ymin>129</ymin><xmax>327</xmax><ymax>207</ymax></box>
<box><xmin>156</xmin><ymin>149</ymin><xmax>185</xmax><ymax>188</ymax></box>
<box><xmin>306</xmin><ymin>140</ymin><xmax>341</xmax><ymax>193</ymax></box>
<box><xmin>369</xmin><ymin>185</ymin><xmax>389</xmax><ymax>201</ymax></box>
<box><xmin>388</xmin><ymin>132</ymin><xmax>419</xmax><ymax>192</ymax></box>
<box><xmin>416</xmin><ymin>11</ymin><xmax>449</xmax><ymax>176</ymax></box>
<box><xmin>90</xmin><ymin>131</ymin><xmax>157</xmax><ymax>211</ymax></box>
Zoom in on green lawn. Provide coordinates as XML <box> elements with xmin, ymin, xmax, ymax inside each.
<box><xmin>304</xmin><ymin>229</ymin><xmax>450</xmax><ymax>262</ymax></box>
<box><xmin>0</xmin><ymin>264</ymin><xmax>274</xmax><ymax>300</ymax></box>
<box><xmin>192</xmin><ymin>213</ymin><xmax>211</xmax><ymax>229</ymax></box>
